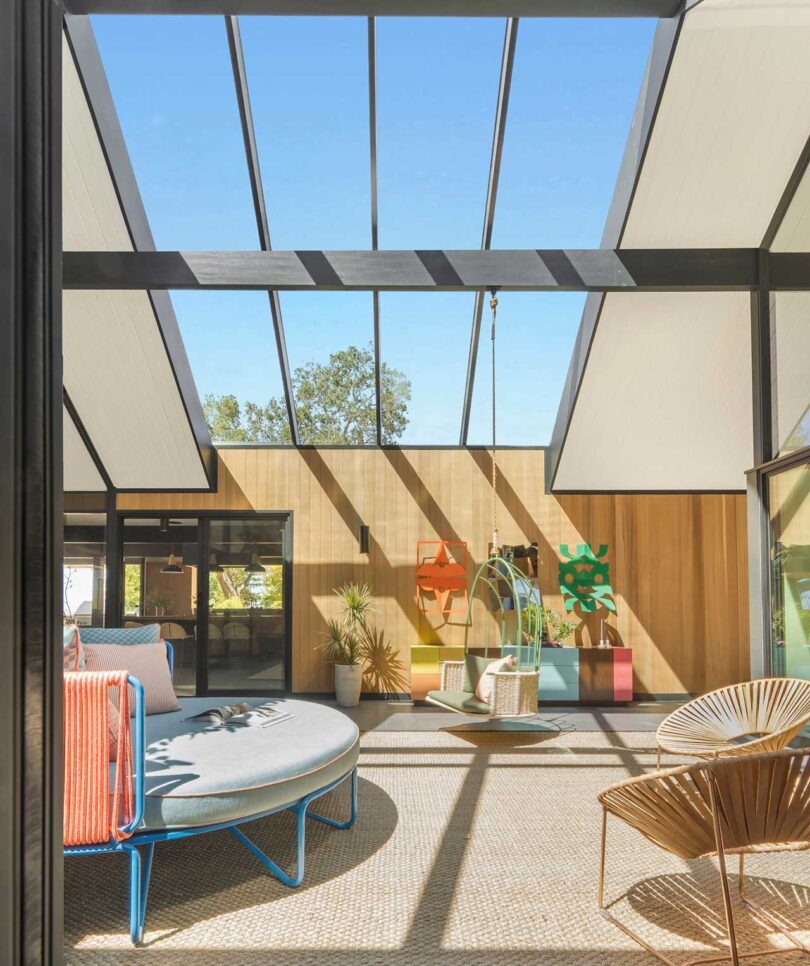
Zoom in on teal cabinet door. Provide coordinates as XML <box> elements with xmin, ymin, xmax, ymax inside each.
<box><xmin>538</xmin><ymin>649</ymin><xmax>580</xmax><ymax>702</ymax></box>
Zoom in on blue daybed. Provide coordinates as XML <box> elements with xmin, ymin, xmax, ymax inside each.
<box><xmin>64</xmin><ymin>650</ymin><xmax>359</xmax><ymax>946</ymax></box>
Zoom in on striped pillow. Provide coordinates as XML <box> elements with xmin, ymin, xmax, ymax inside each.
<box><xmin>63</xmin><ymin>625</ymin><xmax>83</xmax><ymax>672</ymax></box>
<box><xmin>83</xmin><ymin>641</ymin><xmax>180</xmax><ymax>715</ymax></box>
<box><xmin>80</xmin><ymin>624</ymin><xmax>161</xmax><ymax>645</ymax></box>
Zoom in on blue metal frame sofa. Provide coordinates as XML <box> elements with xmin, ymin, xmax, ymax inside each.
<box><xmin>64</xmin><ymin>637</ymin><xmax>359</xmax><ymax>945</ymax></box>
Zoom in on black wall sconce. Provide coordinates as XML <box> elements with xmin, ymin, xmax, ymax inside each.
<box><xmin>359</xmin><ymin>525</ymin><xmax>370</xmax><ymax>554</ymax></box>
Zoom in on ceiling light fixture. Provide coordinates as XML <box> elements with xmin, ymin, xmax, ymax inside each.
<box><xmin>160</xmin><ymin>548</ymin><xmax>184</xmax><ymax>575</ymax></box>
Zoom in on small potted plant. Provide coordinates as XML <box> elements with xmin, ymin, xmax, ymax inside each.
<box><xmin>145</xmin><ymin>589</ymin><xmax>175</xmax><ymax>618</ymax></box>
<box><xmin>540</xmin><ymin>606</ymin><xmax>578</xmax><ymax>646</ymax></box>
<box><xmin>318</xmin><ymin>583</ymin><xmax>374</xmax><ymax>708</ymax></box>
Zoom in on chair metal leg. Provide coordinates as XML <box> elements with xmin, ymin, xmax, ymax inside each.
<box><xmin>737</xmin><ymin>853</ymin><xmax>810</xmax><ymax>954</ymax></box>
<box><xmin>708</xmin><ymin>776</ymin><xmax>739</xmax><ymax>966</ymax></box>
<box><xmin>597</xmin><ymin>799</ymin><xmax>805</xmax><ymax>966</ymax></box>
<box><xmin>597</xmin><ymin>806</ymin><xmax>681</xmax><ymax>966</ymax></box>
<box><xmin>126</xmin><ymin>841</ymin><xmax>155</xmax><ymax>945</ymax></box>
<box><xmin>230</xmin><ymin>767</ymin><xmax>358</xmax><ymax>889</ymax></box>
<box><xmin>657</xmin><ymin>746</ymin><xmax>661</xmax><ymax>770</ymax></box>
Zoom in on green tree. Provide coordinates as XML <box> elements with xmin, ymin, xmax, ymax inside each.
<box><xmin>209</xmin><ymin>566</ymin><xmax>283</xmax><ymax>610</ymax></box>
<box><xmin>203</xmin><ymin>343</ymin><xmax>410</xmax><ymax>444</ymax></box>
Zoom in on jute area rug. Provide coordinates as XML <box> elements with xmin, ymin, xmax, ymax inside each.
<box><xmin>65</xmin><ymin>728</ymin><xmax>810</xmax><ymax>965</ymax></box>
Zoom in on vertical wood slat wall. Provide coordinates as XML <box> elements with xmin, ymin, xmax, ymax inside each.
<box><xmin>117</xmin><ymin>448</ymin><xmax>749</xmax><ymax>696</ymax></box>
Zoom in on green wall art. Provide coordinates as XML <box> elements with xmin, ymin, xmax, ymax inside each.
<box><xmin>559</xmin><ymin>544</ymin><xmax>616</xmax><ymax>613</ymax></box>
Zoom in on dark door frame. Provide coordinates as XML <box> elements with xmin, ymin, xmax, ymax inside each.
<box><xmin>111</xmin><ymin>510</ymin><xmax>294</xmax><ymax>696</ymax></box>
<box><xmin>0</xmin><ymin>1</ymin><xmax>64</xmax><ymax>962</ymax></box>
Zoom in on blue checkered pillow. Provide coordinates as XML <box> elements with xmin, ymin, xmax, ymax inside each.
<box><xmin>80</xmin><ymin>624</ymin><xmax>161</xmax><ymax>645</ymax></box>
<box><xmin>63</xmin><ymin>624</ymin><xmax>83</xmax><ymax>671</ymax></box>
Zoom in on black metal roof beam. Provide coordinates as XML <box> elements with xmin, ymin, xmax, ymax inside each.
<box><xmin>65</xmin><ymin>0</ymin><xmax>681</xmax><ymax>17</ymax></box>
<box><xmin>63</xmin><ymin>247</ymin><xmax>772</xmax><ymax>292</ymax></box>
<box><xmin>64</xmin><ymin>390</ymin><xmax>114</xmax><ymax>491</ymax></box>
<box><xmin>225</xmin><ymin>15</ymin><xmax>300</xmax><ymax>445</ymax></box>
<box><xmin>368</xmin><ymin>17</ymin><xmax>382</xmax><ymax>446</ymax></box>
<box><xmin>460</xmin><ymin>17</ymin><xmax>518</xmax><ymax>445</ymax></box>
<box><xmin>761</xmin><ymin>130</ymin><xmax>810</xmax><ymax>251</ymax></box>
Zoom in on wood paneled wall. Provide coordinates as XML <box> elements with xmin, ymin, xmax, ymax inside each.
<box><xmin>118</xmin><ymin>448</ymin><xmax>750</xmax><ymax>696</ymax></box>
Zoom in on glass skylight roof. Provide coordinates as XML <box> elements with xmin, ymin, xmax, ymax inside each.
<box><xmin>171</xmin><ymin>291</ymin><xmax>289</xmax><ymax>443</ymax></box>
<box><xmin>376</xmin><ymin>18</ymin><xmax>501</xmax><ymax>249</ymax></box>
<box><xmin>92</xmin><ymin>16</ymin><xmax>257</xmax><ymax>250</ymax></box>
<box><xmin>492</xmin><ymin>18</ymin><xmax>656</xmax><ymax>249</ymax></box>
<box><xmin>240</xmin><ymin>16</ymin><xmax>371</xmax><ymax>250</ymax></box>
<box><xmin>88</xmin><ymin>14</ymin><xmax>656</xmax><ymax>447</ymax></box>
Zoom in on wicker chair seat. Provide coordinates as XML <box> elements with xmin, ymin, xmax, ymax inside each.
<box><xmin>598</xmin><ymin>749</ymin><xmax>810</xmax><ymax>963</ymax></box>
<box><xmin>425</xmin><ymin>660</ymin><xmax>539</xmax><ymax>718</ymax></box>
<box><xmin>656</xmin><ymin>677</ymin><xmax>810</xmax><ymax>763</ymax></box>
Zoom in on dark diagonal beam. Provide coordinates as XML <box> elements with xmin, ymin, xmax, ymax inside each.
<box><xmin>368</xmin><ymin>17</ymin><xmax>382</xmax><ymax>446</ymax></box>
<box><xmin>761</xmin><ymin>130</ymin><xmax>810</xmax><ymax>250</ymax></box>
<box><xmin>460</xmin><ymin>17</ymin><xmax>518</xmax><ymax>445</ymax></box>
<box><xmin>225</xmin><ymin>15</ymin><xmax>300</xmax><ymax>445</ymax></box>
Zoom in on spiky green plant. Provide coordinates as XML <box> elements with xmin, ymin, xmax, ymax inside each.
<box><xmin>318</xmin><ymin>583</ymin><xmax>377</xmax><ymax>666</ymax></box>
<box><xmin>334</xmin><ymin>582</ymin><xmax>375</xmax><ymax>631</ymax></box>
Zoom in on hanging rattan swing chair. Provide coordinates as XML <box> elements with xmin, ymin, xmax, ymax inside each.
<box><xmin>425</xmin><ymin>291</ymin><xmax>541</xmax><ymax>719</ymax></box>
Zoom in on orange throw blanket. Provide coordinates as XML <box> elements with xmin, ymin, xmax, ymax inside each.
<box><xmin>63</xmin><ymin>671</ymin><xmax>134</xmax><ymax>846</ymax></box>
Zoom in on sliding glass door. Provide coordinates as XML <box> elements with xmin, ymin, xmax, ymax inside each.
<box><xmin>121</xmin><ymin>517</ymin><xmax>200</xmax><ymax>695</ymax></box>
<box><xmin>768</xmin><ymin>462</ymin><xmax>810</xmax><ymax>678</ymax></box>
<box><xmin>116</xmin><ymin>512</ymin><xmax>291</xmax><ymax>696</ymax></box>
<box><xmin>206</xmin><ymin>517</ymin><xmax>289</xmax><ymax>694</ymax></box>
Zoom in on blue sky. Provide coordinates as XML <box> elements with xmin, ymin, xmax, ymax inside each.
<box><xmin>92</xmin><ymin>15</ymin><xmax>654</xmax><ymax>445</ymax></box>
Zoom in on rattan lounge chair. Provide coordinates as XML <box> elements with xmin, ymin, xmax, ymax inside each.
<box><xmin>598</xmin><ymin>748</ymin><xmax>810</xmax><ymax>965</ymax></box>
<box><xmin>656</xmin><ymin>678</ymin><xmax>810</xmax><ymax>768</ymax></box>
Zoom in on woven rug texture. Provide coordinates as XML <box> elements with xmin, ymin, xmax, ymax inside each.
<box><xmin>65</xmin><ymin>728</ymin><xmax>810</xmax><ymax>964</ymax></box>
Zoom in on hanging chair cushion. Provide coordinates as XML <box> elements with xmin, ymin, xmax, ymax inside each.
<box><xmin>426</xmin><ymin>690</ymin><xmax>492</xmax><ymax>714</ymax></box>
<box><xmin>463</xmin><ymin>653</ymin><xmax>500</xmax><ymax>694</ymax></box>
<box><xmin>475</xmin><ymin>654</ymin><xmax>516</xmax><ymax>702</ymax></box>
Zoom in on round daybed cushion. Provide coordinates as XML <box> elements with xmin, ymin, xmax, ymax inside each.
<box><xmin>133</xmin><ymin>698</ymin><xmax>359</xmax><ymax>832</ymax></box>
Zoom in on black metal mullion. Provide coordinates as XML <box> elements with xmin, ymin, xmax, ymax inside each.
<box><xmin>368</xmin><ymin>17</ymin><xmax>382</xmax><ymax>446</ymax></box>
<box><xmin>460</xmin><ymin>17</ymin><xmax>518</xmax><ymax>444</ymax></box>
<box><xmin>197</xmin><ymin>519</ymin><xmax>210</xmax><ymax>696</ymax></box>
<box><xmin>105</xmin><ymin>491</ymin><xmax>122</xmax><ymax>625</ymax></box>
<box><xmin>747</xmin><ymin>249</ymin><xmax>775</xmax><ymax>679</ymax></box>
<box><xmin>225</xmin><ymin>15</ymin><xmax>300</xmax><ymax>445</ymax></box>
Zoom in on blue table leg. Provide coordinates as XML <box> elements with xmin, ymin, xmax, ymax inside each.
<box><xmin>229</xmin><ymin>767</ymin><xmax>358</xmax><ymax>888</ymax></box>
<box><xmin>126</xmin><ymin>841</ymin><xmax>155</xmax><ymax>945</ymax></box>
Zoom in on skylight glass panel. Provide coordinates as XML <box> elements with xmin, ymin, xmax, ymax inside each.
<box><xmin>376</xmin><ymin>19</ymin><xmax>502</xmax><ymax>248</ymax></box>
<box><xmin>282</xmin><ymin>293</ymin><xmax>375</xmax><ymax>445</ymax></box>
<box><xmin>466</xmin><ymin>293</ymin><xmax>586</xmax><ymax>447</ymax></box>
<box><xmin>172</xmin><ymin>291</ymin><xmax>290</xmax><ymax>444</ymax></box>
<box><xmin>240</xmin><ymin>17</ymin><xmax>370</xmax><ymax>249</ymax></box>
<box><xmin>91</xmin><ymin>16</ymin><xmax>257</xmax><ymax>250</ymax></box>
<box><xmin>492</xmin><ymin>18</ymin><xmax>655</xmax><ymax>248</ymax></box>
<box><xmin>381</xmin><ymin>293</ymin><xmax>471</xmax><ymax>446</ymax></box>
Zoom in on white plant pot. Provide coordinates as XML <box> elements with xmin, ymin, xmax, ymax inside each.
<box><xmin>334</xmin><ymin>663</ymin><xmax>363</xmax><ymax>708</ymax></box>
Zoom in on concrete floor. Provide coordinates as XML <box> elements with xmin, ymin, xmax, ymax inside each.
<box><xmin>308</xmin><ymin>698</ymin><xmax>685</xmax><ymax>733</ymax></box>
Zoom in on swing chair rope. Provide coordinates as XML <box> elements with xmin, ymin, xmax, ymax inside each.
<box><xmin>490</xmin><ymin>289</ymin><xmax>499</xmax><ymax>555</ymax></box>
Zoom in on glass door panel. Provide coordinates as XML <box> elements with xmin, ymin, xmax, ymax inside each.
<box><xmin>121</xmin><ymin>517</ymin><xmax>199</xmax><ymax>696</ymax></box>
<box><xmin>206</xmin><ymin>517</ymin><xmax>288</xmax><ymax>693</ymax></box>
<box><xmin>63</xmin><ymin>513</ymin><xmax>107</xmax><ymax>627</ymax></box>
<box><xmin>769</xmin><ymin>462</ymin><xmax>810</xmax><ymax>678</ymax></box>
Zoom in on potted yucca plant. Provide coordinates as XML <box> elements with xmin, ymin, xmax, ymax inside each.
<box><xmin>318</xmin><ymin>583</ymin><xmax>375</xmax><ymax>707</ymax></box>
